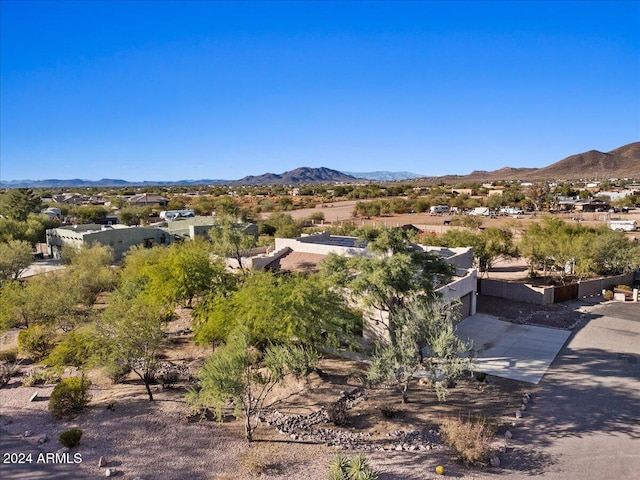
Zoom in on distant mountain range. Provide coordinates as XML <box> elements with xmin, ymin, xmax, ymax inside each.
<box><xmin>432</xmin><ymin>141</ymin><xmax>640</xmax><ymax>183</ymax></box>
<box><xmin>2</xmin><ymin>142</ymin><xmax>638</xmax><ymax>188</ymax></box>
<box><xmin>236</xmin><ymin>167</ymin><xmax>356</xmax><ymax>184</ymax></box>
<box><xmin>0</xmin><ymin>178</ymin><xmax>230</xmax><ymax>188</ymax></box>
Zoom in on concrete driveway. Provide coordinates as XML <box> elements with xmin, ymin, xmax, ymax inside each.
<box><xmin>456</xmin><ymin>314</ymin><xmax>571</xmax><ymax>384</ymax></box>
<box><xmin>19</xmin><ymin>259</ymin><xmax>64</xmax><ymax>279</ymax></box>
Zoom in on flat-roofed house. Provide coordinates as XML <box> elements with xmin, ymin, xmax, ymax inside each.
<box><xmin>46</xmin><ymin>224</ymin><xmax>173</xmax><ymax>261</ymax></box>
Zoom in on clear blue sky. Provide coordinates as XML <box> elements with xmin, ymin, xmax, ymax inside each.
<box><xmin>1</xmin><ymin>1</ymin><xmax>639</xmax><ymax>182</ymax></box>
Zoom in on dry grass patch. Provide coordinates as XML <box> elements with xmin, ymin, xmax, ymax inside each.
<box><xmin>439</xmin><ymin>414</ymin><xmax>497</xmax><ymax>465</ymax></box>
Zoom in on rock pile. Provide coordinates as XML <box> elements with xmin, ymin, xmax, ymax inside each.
<box><xmin>262</xmin><ymin>388</ymin><xmax>443</xmax><ymax>452</ymax></box>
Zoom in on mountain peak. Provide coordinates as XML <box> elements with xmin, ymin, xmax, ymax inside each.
<box><xmin>236</xmin><ymin>167</ymin><xmax>356</xmax><ymax>184</ymax></box>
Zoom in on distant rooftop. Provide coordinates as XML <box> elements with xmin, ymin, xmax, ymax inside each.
<box><xmin>299</xmin><ymin>233</ymin><xmax>366</xmax><ymax>249</ymax></box>
<box><xmin>56</xmin><ymin>224</ymin><xmax>129</xmax><ymax>233</ymax></box>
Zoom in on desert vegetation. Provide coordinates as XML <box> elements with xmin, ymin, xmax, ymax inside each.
<box><xmin>0</xmin><ymin>180</ymin><xmax>638</xmax><ymax>478</ymax></box>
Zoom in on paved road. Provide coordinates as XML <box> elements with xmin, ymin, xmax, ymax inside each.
<box><xmin>498</xmin><ymin>301</ymin><xmax>640</xmax><ymax>479</ymax></box>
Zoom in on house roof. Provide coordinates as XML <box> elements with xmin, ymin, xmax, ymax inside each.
<box><xmin>128</xmin><ymin>193</ymin><xmax>169</xmax><ymax>204</ymax></box>
<box><xmin>265</xmin><ymin>251</ymin><xmax>327</xmax><ymax>273</ymax></box>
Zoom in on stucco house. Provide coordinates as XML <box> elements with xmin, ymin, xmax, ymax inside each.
<box><xmin>250</xmin><ymin>231</ymin><xmax>478</xmax><ymax>344</ymax></box>
<box><xmin>46</xmin><ymin>224</ymin><xmax>173</xmax><ymax>261</ymax></box>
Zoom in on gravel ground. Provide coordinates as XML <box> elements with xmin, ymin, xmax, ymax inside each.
<box><xmin>1</xmin><ymin>377</ymin><xmax>495</xmax><ymax>480</ymax></box>
<box><xmin>0</xmin><ymin>304</ymin><xmax>585</xmax><ymax>480</ymax></box>
<box><xmin>476</xmin><ymin>295</ymin><xmax>591</xmax><ymax>330</ymax></box>
<box><xmin>1</xmin><ymin>381</ymin><xmax>249</xmax><ymax>479</ymax></box>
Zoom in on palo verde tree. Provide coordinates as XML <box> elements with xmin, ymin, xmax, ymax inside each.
<box><xmin>188</xmin><ymin>327</ymin><xmax>319</xmax><ymax>442</ymax></box>
<box><xmin>320</xmin><ymin>226</ymin><xmax>454</xmax><ymax>346</ymax></box>
<box><xmin>61</xmin><ymin>244</ymin><xmax>115</xmax><ymax>307</ymax></box>
<box><xmin>167</xmin><ymin>240</ymin><xmax>231</xmax><ymax>307</ymax></box>
<box><xmin>0</xmin><ymin>240</ymin><xmax>33</xmax><ymax>282</ymax></box>
<box><xmin>439</xmin><ymin>227</ymin><xmax>518</xmax><ymax>275</ymax></box>
<box><xmin>516</xmin><ymin>217</ymin><xmax>637</xmax><ymax>280</ymax></box>
<box><xmin>193</xmin><ymin>270</ymin><xmax>362</xmax><ymax>350</ymax></box>
<box><xmin>208</xmin><ymin>216</ymin><xmax>257</xmax><ymax>270</ymax></box>
<box><xmin>0</xmin><ymin>214</ymin><xmax>57</xmax><ymax>245</ymax></box>
<box><xmin>96</xmin><ymin>286</ymin><xmax>170</xmax><ymax>401</ymax></box>
<box><xmin>259</xmin><ymin>212</ymin><xmax>304</xmax><ymax>238</ymax></box>
<box><xmin>119</xmin><ymin>241</ymin><xmax>231</xmax><ymax>308</ymax></box>
<box><xmin>367</xmin><ymin>299</ymin><xmax>473</xmax><ymax>402</ymax></box>
<box><xmin>573</xmin><ymin>227</ymin><xmax>640</xmax><ymax>277</ymax></box>
<box><xmin>0</xmin><ymin>272</ymin><xmax>80</xmax><ymax>331</ymax></box>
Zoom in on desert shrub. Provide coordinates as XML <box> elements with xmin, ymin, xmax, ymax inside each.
<box><xmin>603</xmin><ymin>289</ymin><xmax>614</xmax><ymax>301</ymax></box>
<box><xmin>17</xmin><ymin>325</ymin><xmax>56</xmax><ymax>360</ymax></box>
<box><xmin>326</xmin><ymin>403</ymin><xmax>348</xmax><ymax>426</ymax></box>
<box><xmin>0</xmin><ymin>347</ymin><xmax>18</xmax><ymax>363</ymax></box>
<box><xmin>440</xmin><ymin>415</ymin><xmax>495</xmax><ymax>464</ymax></box>
<box><xmin>158</xmin><ymin>368</ymin><xmax>180</xmax><ymax>390</ymax></box>
<box><xmin>22</xmin><ymin>367</ymin><xmax>61</xmax><ymax>387</ymax></box>
<box><xmin>241</xmin><ymin>444</ymin><xmax>284</xmax><ymax>476</ymax></box>
<box><xmin>45</xmin><ymin>329</ymin><xmax>96</xmax><ymax>369</ymax></box>
<box><xmin>309</xmin><ymin>211</ymin><xmax>325</xmax><ymax>222</ymax></box>
<box><xmin>59</xmin><ymin>428</ymin><xmax>83</xmax><ymax>448</ymax></box>
<box><xmin>0</xmin><ymin>358</ymin><xmax>22</xmax><ymax>387</ymax></box>
<box><xmin>379</xmin><ymin>403</ymin><xmax>398</xmax><ymax>419</ymax></box>
<box><xmin>615</xmin><ymin>284</ymin><xmax>632</xmax><ymax>291</ymax></box>
<box><xmin>48</xmin><ymin>376</ymin><xmax>91</xmax><ymax>419</ymax></box>
<box><xmin>328</xmin><ymin>453</ymin><xmax>379</xmax><ymax>480</ymax></box>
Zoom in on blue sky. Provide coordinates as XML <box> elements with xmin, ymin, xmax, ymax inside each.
<box><xmin>1</xmin><ymin>1</ymin><xmax>638</xmax><ymax>182</ymax></box>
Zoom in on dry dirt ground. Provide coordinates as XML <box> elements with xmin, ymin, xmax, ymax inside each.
<box><xmin>276</xmin><ymin>198</ymin><xmax>640</xmax><ymax>242</ymax></box>
<box><xmin>1</xmin><ymin>307</ymin><xmax>543</xmax><ymax>480</ymax></box>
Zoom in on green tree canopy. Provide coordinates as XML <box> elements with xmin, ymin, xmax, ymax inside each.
<box><xmin>0</xmin><ymin>273</ymin><xmax>80</xmax><ymax>331</ymax></box>
<box><xmin>188</xmin><ymin>327</ymin><xmax>318</xmax><ymax>441</ymax></box>
<box><xmin>440</xmin><ymin>227</ymin><xmax>518</xmax><ymax>274</ymax></box>
<box><xmin>519</xmin><ymin>217</ymin><xmax>640</xmax><ymax>279</ymax></box>
<box><xmin>96</xmin><ymin>288</ymin><xmax>169</xmax><ymax>401</ymax></box>
<box><xmin>260</xmin><ymin>212</ymin><xmax>304</xmax><ymax>238</ymax></box>
<box><xmin>320</xmin><ymin>243</ymin><xmax>454</xmax><ymax>343</ymax></box>
<box><xmin>193</xmin><ymin>270</ymin><xmax>362</xmax><ymax>349</ymax></box>
<box><xmin>0</xmin><ymin>189</ymin><xmax>42</xmax><ymax>221</ymax></box>
<box><xmin>208</xmin><ymin>216</ymin><xmax>257</xmax><ymax>270</ymax></box>
<box><xmin>0</xmin><ymin>214</ymin><xmax>58</xmax><ymax>245</ymax></box>
<box><xmin>367</xmin><ymin>299</ymin><xmax>473</xmax><ymax>403</ymax></box>
<box><xmin>119</xmin><ymin>241</ymin><xmax>230</xmax><ymax>308</ymax></box>
<box><xmin>0</xmin><ymin>240</ymin><xmax>33</xmax><ymax>282</ymax></box>
<box><xmin>61</xmin><ymin>244</ymin><xmax>115</xmax><ymax>307</ymax></box>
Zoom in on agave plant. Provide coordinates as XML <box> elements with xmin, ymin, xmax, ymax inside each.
<box><xmin>328</xmin><ymin>453</ymin><xmax>379</xmax><ymax>480</ymax></box>
<box><xmin>328</xmin><ymin>454</ymin><xmax>350</xmax><ymax>480</ymax></box>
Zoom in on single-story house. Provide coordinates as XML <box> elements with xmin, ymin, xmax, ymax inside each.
<box><xmin>46</xmin><ymin>224</ymin><xmax>173</xmax><ymax>261</ymax></box>
<box><xmin>161</xmin><ymin>216</ymin><xmax>258</xmax><ymax>242</ymax></box>
<box><xmin>127</xmin><ymin>194</ymin><xmax>169</xmax><ymax>207</ymax></box>
<box><xmin>248</xmin><ymin>231</ymin><xmax>478</xmax><ymax>344</ymax></box>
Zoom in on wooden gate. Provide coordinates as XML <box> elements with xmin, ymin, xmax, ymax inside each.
<box><xmin>553</xmin><ymin>283</ymin><xmax>579</xmax><ymax>303</ymax></box>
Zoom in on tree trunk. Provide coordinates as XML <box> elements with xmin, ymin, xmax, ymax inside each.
<box><xmin>402</xmin><ymin>383</ymin><xmax>409</xmax><ymax>403</ymax></box>
<box><xmin>244</xmin><ymin>414</ymin><xmax>253</xmax><ymax>442</ymax></box>
<box><xmin>143</xmin><ymin>379</ymin><xmax>154</xmax><ymax>401</ymax></box>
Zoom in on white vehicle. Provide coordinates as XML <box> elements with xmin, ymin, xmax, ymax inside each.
<box><xmin>429</xmin><ymin>205</ymin><xmax>449</xmax><ymax>215</ymax></box>
<box><xmin>609</xmin><ymin>220</ymin><xmax>637</xmax><ymax>232</ymax></box>
<box><xmin>160</xmin><ymin>210</ymin><xmax>195</xmax><ymax>221</ymax></box>
<box><xmin>500</xmin><ymin>207</ymin><xmax>524</xmax><ymax>216</ymax></box>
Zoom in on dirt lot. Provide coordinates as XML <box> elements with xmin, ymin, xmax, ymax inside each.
<box><xmin>275</xmin><ymin>198</ymin><xmax>640</xmax><ymax>242</ymax></box>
